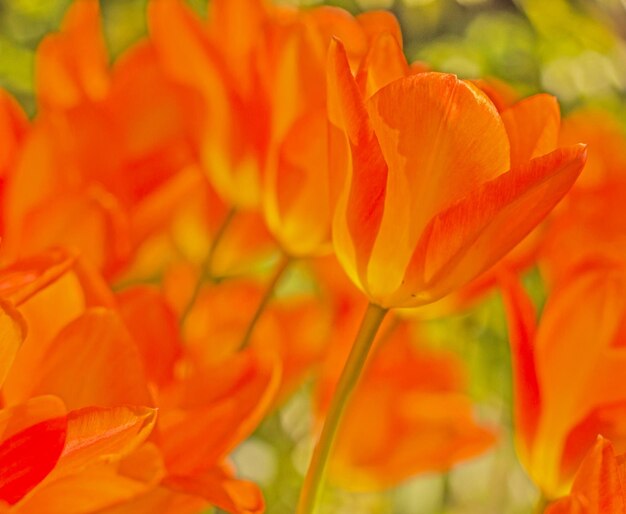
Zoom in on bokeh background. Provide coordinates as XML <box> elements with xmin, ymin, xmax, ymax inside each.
<box><xmin>1</xmin><ymin>1</ymin><xmax>625</xmax><ymax>512</ymax></box>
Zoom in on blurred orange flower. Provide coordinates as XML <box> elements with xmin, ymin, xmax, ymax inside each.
<box><xmin>2</xmin><ymin>0</ymin><xmax>208</xmax><ymax>279</ymax></box>
<box><xmin>502</xmin><ymin>261</ymin><xmax>626</xmax><ymax>498</ymax></box>
<box><xmin>0</xmin><ymin>249</ymin><xmax>278</xmax><ymax>513</ymax></box>
<box><xmin>540</xmin><ymin>109</ymin><xmax>626</xmax><ymax>287</ymax></box>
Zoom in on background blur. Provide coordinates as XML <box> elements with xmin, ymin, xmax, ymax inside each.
<box><xmin>1</xmin><ymin>0</ymin><xmax>625</xmax><ymax>512</ymax></box>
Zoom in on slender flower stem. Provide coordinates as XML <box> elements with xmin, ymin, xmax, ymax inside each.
<box><xmin>440</xmin><ymin>471</ymin><xmax>452</xmax><ymax>512</ymax></box>
<box><xmin>296</xmin><ymin>302</ymin><xmax>388</xmax><ymax>514</ymax></box>
<box><xmin>237</xmin><ymin>254</ymin><xmax>291</xmax><ymax>351</ymax></box>
<box><xmin>533</xmin><ymin>493</ymin><xmax>549</xmax><ymax>514</ymax></box>
<box><xmin>179</xmin><ymin>207</ymin><xmax>236</xmax><ymax>327</ymax></box>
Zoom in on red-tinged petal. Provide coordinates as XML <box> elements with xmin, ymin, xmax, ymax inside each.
<box><xmin>165</xmin><ymin>465</ymin><xmax>264</xmax><ymax>514</ymax></box>
<box><xmin>403</xmin><ymin>145</ymin><xmax>586</xmax><ymax>307</ymax></box>
<box><xmin>6</xmin><ymin>309</ymin><xmax>152</xmax><ymax>410</ymax></box>
<box><xmin>24</xmin><ymin>444</ymin><xmax>168</xmax><ymax>512</ymax></box>
<box><xmin>36</xmin><ymin>0</ymin><xmax>109</xmax><ymax>110</ymax></box>
<box><xmin>355</xmin><ymin>32</ymin><xmax>409</xmax><ymax>100</ymax></box>
<box><xmin>363</xmin><ymin>73</ymin><xmax>510</xmax><ymax>302</ymax></box>
<box><xmin>116</xmin><ymin>287</ymin><xmax>182</xmax><ymax>386</ymax></box>
<box><xmin>0</xmin><ymin>396</ymin><xmax>67</xmax><ymax>505</ymax></box>
<box><xmin>499</xmin><ymin>271</ymin><xmax>541</xmax><ymax>463</ymax></box>
<box><xmin>0</xmin><ymin>396</ymin><xmax>66</xmax><ymax>448</ymax></box>
<box><xmin>0</xmin><ymin>300</ymin><xmax>26</xmax><ymax>390</ymax></box>
<box><xmin>501</xmin><ymin>94</ymin><xmax>560</xmax><ymax>167</ymax></box>
<box><xmin>327</xmin><ymin>39</ymin><xmax>387</xmax><ymax>292</ymax></box>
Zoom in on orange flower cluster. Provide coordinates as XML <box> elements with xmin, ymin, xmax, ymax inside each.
<box><xmin>5</xmin><ymin>0</ymin><xmax>626</xmax><ymax>512</ymax></box>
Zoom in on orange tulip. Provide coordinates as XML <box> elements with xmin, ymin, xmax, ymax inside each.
<box><xmin>545</xmin><ymin>437</ymin><xmax>626</xmax><ymax>514</ymax></box>
<box><xmin>0</xmin><ymin>251</ymin><xmax>160</xmax><ymax>511</ymax></box>
<box><xmin>0</xmin><ymin>396</ymin><xmax>158</xmax><ymax>510</ymax></box>
<box><xmin>502</xmin><ymin>261</ymin><xmax>626</xmax><ymax>498</ymax></box>
<box><xmin>0</xmin><ymin>249</ymin><xmax>276</xmax><ymax>513</ymax></box>
<box><xmin>327</xmin><ymin>38</ymin><xmax>587</xmax><ymax>309</ymax></box>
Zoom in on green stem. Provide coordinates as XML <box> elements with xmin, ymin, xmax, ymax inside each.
<box><xmin>440</xmin><ymin>471</ymin><xmax>451</xmax><ymax>512</ymax></box>
<box><xmin>533</xmin><ymin>493</ymin><xmax>549</xmax><ymax>514</ymax></box>
<box><xmin>238</xmin><ymin>255</ymin><xmax>291</xmax><ymax>351</ymax></box>
<box><xmin>179</xmin><ymin>208</ymin><xmax>236</xmax><ymax>327</ymax></box>
<box><xmin>296</xmin><ymin>302</ymin><xmax>388</xmax><ymax>514</ymax></box>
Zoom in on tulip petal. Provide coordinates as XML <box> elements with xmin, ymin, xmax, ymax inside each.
<box><xmin>89</xmin><ymin>487</ymin><xmax>206</xmax><ymax>514</ymax></box>
<box><xmin>528</xmin><ymin>263</ymin><xmax>626</xmax><ymax>495</ymax></box>
<box><xmin>165</xmin><ymin>465</ymin><xmax>264</xmax><ymax>514</ymax></box>
<box><xmin>36</xmin><ymin>0</ymin><xmax>109</xmax><ymax>109</ymax></box>
<box><xmin>363</xmin><ymin>73</ymin><xmax>510</xmax><ymax>302</ymax></box>
<box><xmin>500</xmin><ymin>272</ymin><xmax>541</xmax><ymax>461</ymax></box>
<box><xmin>56</xmin><ymin>406</ymin><xmax>157</xmax><ymax>477</ymax></box>
<box><xmin>0</xmin><ymin>248</ymin><xmax>75</xmax><ymax>306</ymax></box>
<box><xmin>158</xmin><ymin>349</ymin><xmax>280</xmax><ymax>475</ymax></box>
<box><xmin>268</xmin><ymin>108</ymin><xmax>330</xmax><ymax>256</ymax></box>
<box><xmin>501</xmin><ymin>94</ymin><xmax>560</xmax><ymax>166</ymax></box>
<box><xmin>405</xmin><ymin>145</ymin><xmax>586</xmax><ymax>305</ymax></box>
<box><xmin>356</xmin><ymin>11</ymin><xmax>403</xmax><ymax>48</ymax></box>
<box><xmin>547</xmin><ymin>437</ymin><xmax>626</xmax><ymax>514</ymax></box>
<box><xmin>14</xmin><ymin>463</ymin><xmax>155</xmax><ymax>514</ymax></box>
<box><xmin>117</xmin><ymin>287</ymin><xmax>182</xmax><ymax>386</ymax></box>
<box><xmin>355</xmin><ymin>32</ymin><xmax>410</xmax><ymax>100</ymax></box>
<box><xmin>0</xmin><ymin>396</ymin><xmax>67</xmax><ymax>505</ymax></box>
<box><xmin>0</xmin><ymin>300</ymin><xmax>26</xmax><ymax>390</ymax></box>
<box><xmin>209</xmin><ymin>0</ymin><xmax>268</xmax><ymax>69</ymax></box>
<box><xmin>9</xmin><ymin>309</ymin><xmax>152</xmax><ymax>410</ymax></box>
<box><xmin>327</xmin><ymin>39</ymin><xmax>388</xmax><ymax>292</ymax></box>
